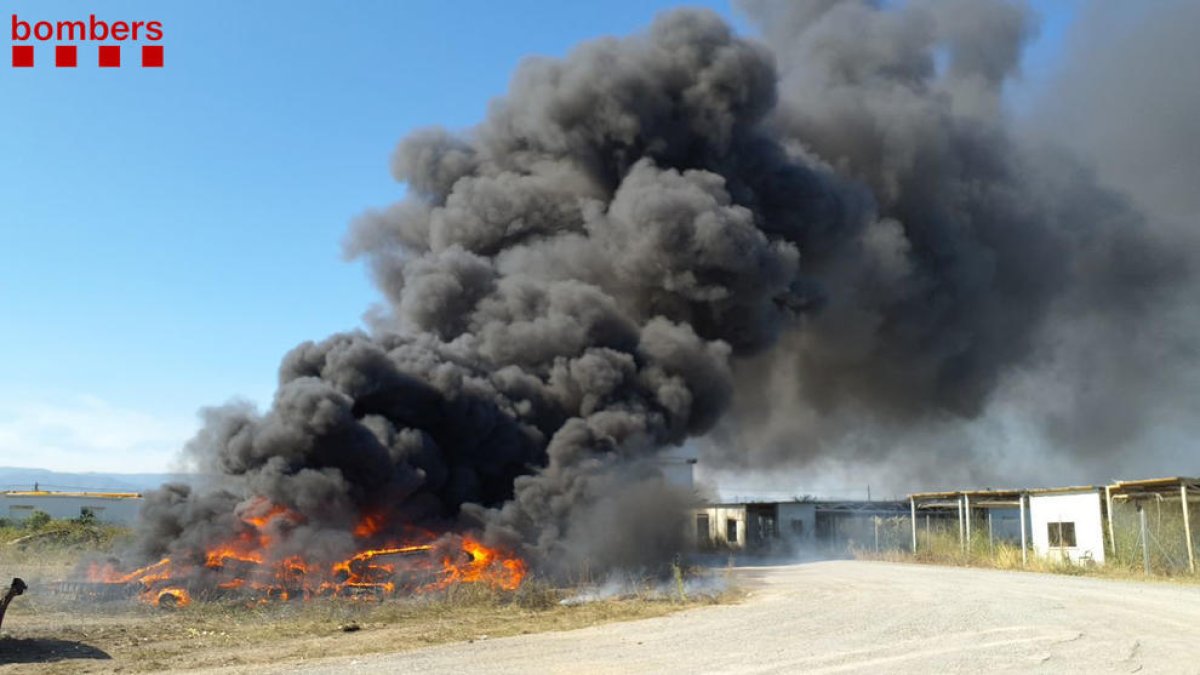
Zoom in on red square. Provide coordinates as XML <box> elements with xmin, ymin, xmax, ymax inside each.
<box><xmin>99</xmin><ymin>45</ymin><xmax>121</xmax><ymax>68</ymax></box>
<box><xmin>141</xmin><ymin>45</ymin><xmax>163</xmax><ymax>68</ymax></box>
<box><xmin>56</xmin><ymin>45</ymin><xmax>77</xmax><ymax>68</ymax></box>
<box><xmin>12</xmin><ymin>45</ymin><xmax>33</xmax><ymax>68</ymax></box>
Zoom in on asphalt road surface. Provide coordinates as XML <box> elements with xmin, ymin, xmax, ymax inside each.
<box><xmin>286</xmin><ymin>561</ymin><xmax>1200</xmax><ymax>674</ymax></box>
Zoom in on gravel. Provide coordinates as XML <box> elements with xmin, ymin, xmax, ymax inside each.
<box><xmin>283</xmin><ymin>560</ymin><xmax>1200</xmax><ymax>674</ymax></box>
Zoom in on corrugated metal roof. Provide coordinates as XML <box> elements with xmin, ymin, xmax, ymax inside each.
<box><xmin>1110</xmin><ymin>476</ymin><xmax>1200</xmax><ymax>491</ymax></box>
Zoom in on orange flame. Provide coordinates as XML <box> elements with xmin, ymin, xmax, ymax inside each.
<box><xmin>353</xmin><ymin>511</ymin><xmax>387</xmax><ymax>538</ymax></box>
<box><xmin>85</xmin><ymin>501</ymin><xmax>526</xmax><ymax>605</ymax></box>
<box><xmin>151</xmin><ymin>587</ymin><xmax>191</xmax><ymax>607</ymax></box>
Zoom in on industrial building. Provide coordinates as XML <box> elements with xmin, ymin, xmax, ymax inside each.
<box><xmin>2</xmin><ymin>490</ymin><xmax>144</xmax><ymax>525</ymax></box>
<box><xmin>693</xmin><ymin>499</ymin><xmax>908</xmax><ymax>553</ymax></box>
<box><xmin>907</xmin><ymin>476</ymin><xmax>1197</xmax><ymax>572</ymax></box>
<box><xmin>700</xmin><ymin>476</ymin><xmax>1196</xmax><ymax>576</ymax></box>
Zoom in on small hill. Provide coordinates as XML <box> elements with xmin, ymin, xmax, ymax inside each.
<box><xmin>0</xmin><ymin>466</ymin><xmax>194</xmax><ymax>493</ymax></box>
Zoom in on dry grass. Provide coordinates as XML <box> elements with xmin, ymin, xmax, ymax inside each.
<box><xmin>0</xmin><ymin>518</ymin><xmax>731</xmax><ymax>673</ymax></box>
<box><xmin>3</xmin><ymin>578</ymin><xmax>724</xmax><ymax>674</ymax></box>
<box><xmin>0</xmin><ymin>519</ymin><xmax>132</xmax><ymax>592</ymax></box>
<box><xmin>852</xmin><ymin>529</ymin><xmax>1200</xmax><ymax>585</ymax></box>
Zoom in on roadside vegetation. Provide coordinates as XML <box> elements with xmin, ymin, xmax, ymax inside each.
<box><xmin>852</xmin><ymin>521</ymin><xmax>1200</xmax><ymax>585</ymax></box>
<box><xmin>0</xmin><ymin>512</ymin><xmax>131</xmax><ymax>582</ymax></box>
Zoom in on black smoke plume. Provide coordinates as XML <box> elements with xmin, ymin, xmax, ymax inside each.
<box><xmin>133</xmin><ymin>1</ymin><xmax>1195</xmax><ymax>577</ymax></box>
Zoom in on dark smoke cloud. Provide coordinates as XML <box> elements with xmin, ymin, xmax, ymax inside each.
<box><xmin>707</xmin><ymin>0</ymin><xmax>1196</xmax><ymax>487</ymax></box>
<box><xmin>135</xmin><ymin>1</ymin><xmax>1196</xmax><ymax>576</ymax></box>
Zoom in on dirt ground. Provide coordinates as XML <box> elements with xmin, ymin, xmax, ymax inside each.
<box><xmin>273</xmin><ymin>561</ymin><xmax>1200</xmax><ymax>674</ymax></box>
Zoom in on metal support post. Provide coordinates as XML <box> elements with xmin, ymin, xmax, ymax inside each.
<box><xmin>1182</xmin><ymin>483</ymin><xmax>1195</xmax><ymax>574</ymax></box>
<box><xmin>1019</xmin><ymin>492</ymin><xmax>1028</xmax><ymax>566</ymax></box>
<box><xmin>910</xmin><ymin>497</ymin><xmax>918</xmax><ymax>553</ymax></box>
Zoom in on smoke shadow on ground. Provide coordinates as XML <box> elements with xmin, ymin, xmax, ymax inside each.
<box><xmin>0</xmin><ymin>637</ymin><xmax>112</xmax><ymax>664</ymax></box>
<box><xmin>557</xmin><ymin>569</ymin><xmax>729</xmax><ymax>606</ymax></box>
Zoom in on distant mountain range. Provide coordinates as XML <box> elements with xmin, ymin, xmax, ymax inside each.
<box><xmin>0</xmin><ymin>466</ymin><xmax>194</xmax><ymax>493</ymax></box>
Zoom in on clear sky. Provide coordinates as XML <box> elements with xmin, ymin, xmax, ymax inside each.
<box><xmin>0</xmin><ymin>0</ymin><xmax>1079</xmax><ymax>473</ymax></box>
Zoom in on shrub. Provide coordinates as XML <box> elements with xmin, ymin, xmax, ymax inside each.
<box><xmin>26</xmin><ymin>510</ymin><xmax>52</xmax><ymax>530</ymax></box>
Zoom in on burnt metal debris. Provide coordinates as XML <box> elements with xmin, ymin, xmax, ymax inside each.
<box><xmin>0</xmin><ymin>577</ymin><xmax>27</xmax><ymax>631</ymax></box>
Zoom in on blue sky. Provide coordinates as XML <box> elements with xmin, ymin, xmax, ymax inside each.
<box><xmin>0</xmin><ymin>0</ymin><xmax>1079</xmax><ymax>472</ymax></box>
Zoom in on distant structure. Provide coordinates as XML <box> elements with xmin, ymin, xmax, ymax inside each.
<box><xmin>907</xmin><ymin>476</ymin><xmax>1197</xmax><ymax>573</ymax></box>
<box><xmin>2</xmin><ymin>489</ymin><xmax>143</xmax><ymax>525</ymax></box>
<box><xmin>692</xmin><ymin>499</ymin><xmax>908</xmax><ymax>552</ymax></box>
<box><xmin>698</xmin><ymin>475</ymin><xmax>1197</xmax><ymax>576</ymax></box>
<box><xmin>1028</xmin><ymin>486</ymin><xmax>1108</xmax><ymax>564</ymax></box>
<box><xmin>658</xmin><ymin>456</ymin><xmax>697</xmax><ymax>491</ymax></box>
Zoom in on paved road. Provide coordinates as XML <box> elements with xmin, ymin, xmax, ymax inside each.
<box><xmin>289</xmin><ymin>561</ymin><xmax>1200</xmax><ymax>674</ymax></box>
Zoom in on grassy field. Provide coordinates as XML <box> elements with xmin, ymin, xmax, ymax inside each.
<box><xmin>0</xmin><ymin>517</ymin><xmax>728</xmax><ymax>673</ymax></box>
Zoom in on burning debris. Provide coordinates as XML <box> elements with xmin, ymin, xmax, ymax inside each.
<box><xmin>85</xmin><ymin>500</ymin><xmax>524</xmax><ymax>606</ymax></box>
<box><xmin>90</xmin><ymin>1</ymin><xmax>1193</xmax><ymax>597</ymax></box>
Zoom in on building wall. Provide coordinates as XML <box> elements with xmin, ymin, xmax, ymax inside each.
<box><xmin>1029</xmin><ymin>491</ymin><xmax>1106</xmax><ymax>564</ymax></box>
<box><xmin>3</xmin><ymin>493</ymin><xmax>143</xmax><ymax>525</ymax></box>
<box><xmin>777</xmin><ymin>503</ymin><xmax>816</xmax><ymax>541</ymax></box>
<box><xmin>694</xmin><ymin>505</ymin><xmax>746</xmax><ymax>548</ymax></box>
<box><xmin>659</xmin><ymin>461</ymin><xmax>695</xmax><ymax>491</ymax></box>
<box><xmin>694</xmin><ymin>503</ymin><xmax>818</xmax><ymax>550</ymax></box>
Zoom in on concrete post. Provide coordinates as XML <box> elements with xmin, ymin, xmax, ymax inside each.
<box><xmin>1105</xmin><ymin>485</ymin><xmax>1116</xmax><ymax>559</ymax></box>
<box><xmin>987</xmin><ymin>509</ymin><xmax>994</xmax><ymax>556</ymax></box>
<box><xmin>958</xmin><ymin>495</ymin><xmax>965</xmax><ymax>551</ymax></box>
<box><xmin>909</xmin><ymin>497</ymin><xmax>918</xmax><ymax>553</ymax></box>
<box><xmin>964</xmin><ymin>494</ymin><xmax>972</xmax><ymax>552</ymax></box>
<box><xmin>1182</xmin><ymin>483</ymin><xmax>1195</xmax><ymax>574</ymax></box>
<box><xmin>1139</xmin><ymin>502</ymin><xmax>1151</xmax><ymax>575</ymax></box>
<box><xmin>1019</xmin><ymin>493</ymin><xmax>1028</xmax><ymax>566</ymax></box>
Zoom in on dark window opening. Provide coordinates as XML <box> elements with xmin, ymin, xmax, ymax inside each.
<box><xmin>1047</xmin><ymin>521</ymin><xmax>1076</xmax><ymax>547</ymax></box>
<box><xmin>696</xmin><ymin>514</ymin><xmax>709</xmax><ymax>542</ymax></box>
<box><xmin>753</xmin><ymin>514</ymin><xmax>776</xmax><ymax>543</ymax></box>
<box><xmin>726</xmin><ymin>518</ymin><xmax>738</xmax><ymax>544</ymax></box>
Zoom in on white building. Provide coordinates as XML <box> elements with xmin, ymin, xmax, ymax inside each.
<box><xmin>2</xmin><ymin>490</ymin><xmax>144</xmax><ymax>525</ymax></box>
<box><xmin>1028</xmin><ymin>487</ymin><xmax>1106</xmax><ymax>564</ymax></box>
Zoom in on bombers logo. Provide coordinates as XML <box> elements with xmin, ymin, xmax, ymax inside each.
<box><xmin>10</xmin><ymin>14</ymin><xmax>164</xmax><ymax>68</ymax></box>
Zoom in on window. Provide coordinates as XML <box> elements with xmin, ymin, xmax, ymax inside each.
<box><xmin>1047</xmin><ymin>521</ymin><xmax>1076</xmax><ymax>547</ymax></box>
<box><xmin>790</xmin><ymin>519</ymin><xmax>806</xmax><ymax>536</ymax></box>
<box><xmin>696</xmin><ymin>514</ymin><xmax>709</xmax><ymax>542</ymax></box>
<box><xmin>726</xmin><ymin>518</ymin><xmax>738</xmax><ymax>544</ymax></box>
